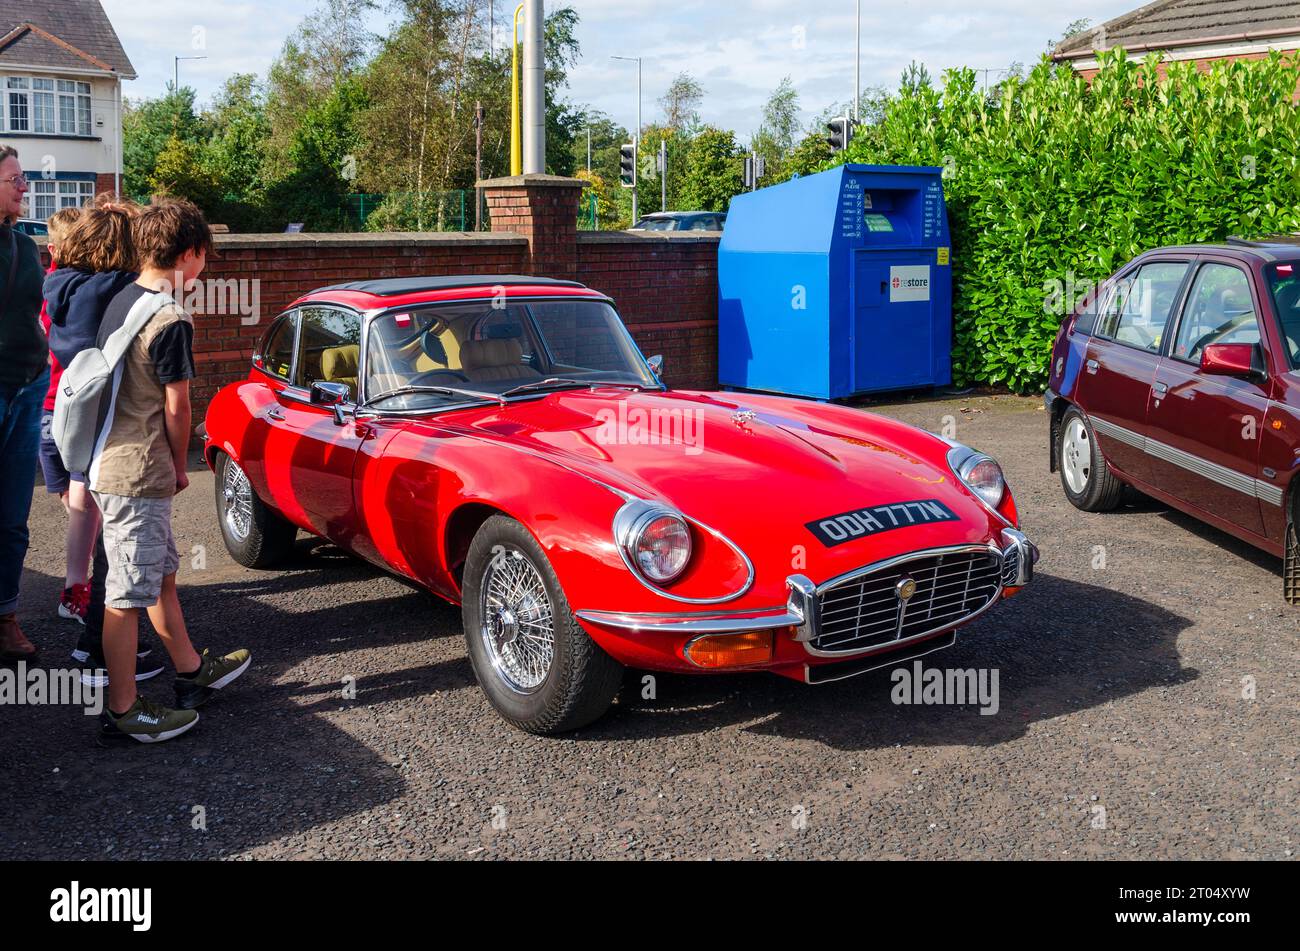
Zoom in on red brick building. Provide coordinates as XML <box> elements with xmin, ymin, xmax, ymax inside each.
<box><xmin>1053</xmin><ymin>0</ymin><xmax>1300</xmax><ymax>78</ymax></box>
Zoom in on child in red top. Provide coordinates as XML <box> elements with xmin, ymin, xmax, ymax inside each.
<box><xmin>36</xmin><ymin>206</ymin><xmax>99</xmax><ymax>623</ymax></box>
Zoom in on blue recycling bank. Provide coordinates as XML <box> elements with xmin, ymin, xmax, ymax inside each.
<box><xmin>718</xmin><ymin>164</ymin><xmax>953</xmax><ymax>400</ymax></box>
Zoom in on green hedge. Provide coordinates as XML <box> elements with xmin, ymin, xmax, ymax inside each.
<box><xmin>839</xmin><ymin>50</ymin><xmax>1300</xmax><ymax>393</ymax></box>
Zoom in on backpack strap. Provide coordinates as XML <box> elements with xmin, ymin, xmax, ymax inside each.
<box><xmin>99</xmin><ymin>291</ymin><xmax>178</xmax><ymax>370</ymax></box>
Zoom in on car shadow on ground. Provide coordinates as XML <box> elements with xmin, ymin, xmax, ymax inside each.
<box><xmin>581</xmin><ymin>572</ymin><xmax>1199</xmax><ymax>750</ymax></box>
<box><xmin>1117</xmin><ymin>492</ymin><xmax>1283</xmax><ymax>576</ymax></box>
<box><xmin>3</xmin><ymin>539</ymin><xmax>471</xmax><ymax>860</ymax></box>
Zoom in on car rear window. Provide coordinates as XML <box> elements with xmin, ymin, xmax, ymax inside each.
<box><xmin>1267</xmin><ymin>263</ymin><xmax>1300</xmax><ymax>369</ymax></box>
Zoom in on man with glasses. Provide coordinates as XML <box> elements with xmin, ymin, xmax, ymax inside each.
<box><xmin>0</xmin><ymin>146</ymin><xmax>50</xmax><ymax>661</ymax></box>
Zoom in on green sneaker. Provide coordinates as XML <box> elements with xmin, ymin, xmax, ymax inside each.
<box><xmin>174</xmin><ymin>648</ymin><xmax>252</xmax><ymax>710</ymax></box>
<box><xmin>99</xmin><ymin>697</ymin><xmax>199</xmax><ymax>746</ymax></box>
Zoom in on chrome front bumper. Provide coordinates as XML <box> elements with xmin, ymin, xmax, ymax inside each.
<box><xmin>576</xmin><ymin>530</ymin><xmax>1039</xmax><ymax>649</ymax></box>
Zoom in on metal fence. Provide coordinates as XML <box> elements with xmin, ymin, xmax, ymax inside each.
<box><xmin>348</xmin><ymin>191</ymin><xmax>469</xmax><ymax>232</ymax></box>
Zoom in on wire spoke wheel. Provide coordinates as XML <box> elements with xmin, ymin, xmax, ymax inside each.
<box><xmin>479</xmin><ymin>546</ymin><xmax>556</xmax><ymax>694</ymax></box>
<box><xmin>222</xmin><ymin>458</ymin><xmax>254</xmax><ymax>542</ymax></box>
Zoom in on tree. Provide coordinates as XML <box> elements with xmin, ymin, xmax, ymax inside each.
<box><xmin>751</xmin><ymin>77</ymin><xmax>801</xmax><ymax>183</ymax></box>
<box><xmin>265</xmin><ymin>0</ymin><xmax>376</xmax><ymax>178</ymax></box>
<box><xmin>148</xmin><ymin>133</ymin><xmax>220</xmax><ymax>209</ymax></box>
<box><xmin>659</xmin><ymin>73</ymin><xmax>703</xmax><ymax>133</ymax></box>
<box><xmin>680</xmin><ymin>127</ymin><xmax>743</xmax><ymax>212</ymax></box>
<box><xmin>1049</xmin><ymin>18</ymin><xmax>1092</xmax><ymax>52</ymax></box>
<box><xmin>203</xmin><ymin>74</ymin><xmax>273</xmax><ymax>226</ymax></box>
<box><xmin>122</xmin><ymin>87</ymin><xmax>206</xmax><ymax>198</ymax></box>
<box><xmin>265</xmin><ymin>77</ymin><xmax>368</xmax><ymax>231</ymax></box>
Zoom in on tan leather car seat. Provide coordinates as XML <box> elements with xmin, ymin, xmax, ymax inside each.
<box><xmin>320</xmin><ymin>344</ymin><xmax>359</xmax><ymax>399</ymax></box>
<box><xmin>460</xmin><ymin>338</ymin><xmax>540</xmax><ymax>383</ymax></box>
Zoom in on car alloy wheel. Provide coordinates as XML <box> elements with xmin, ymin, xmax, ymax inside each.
<box><xmin>478</xmin><ymin>546</ymin><xmax>556</xmax><ymax>694</ymax></box>
<box><xmin>1061</xmin><ymin>416</ymin><xmax>1092</xmax><ymax>494</ymax></box>
<box><xmin>222</xmin><ymin>458</ymin><xmax>254</xmax><ymax>542</ymax></box>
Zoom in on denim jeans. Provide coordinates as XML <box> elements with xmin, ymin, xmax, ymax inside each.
<box><xmin>0</xmin><ymin>367</ymin><xmax>49</xmax><ymax>614</ymax></box>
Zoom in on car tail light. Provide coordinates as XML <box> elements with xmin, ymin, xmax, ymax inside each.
<box><xmin>685</xmin><ymin>630</ymin><xmax>776</xmax><ymax>668</ymax></box>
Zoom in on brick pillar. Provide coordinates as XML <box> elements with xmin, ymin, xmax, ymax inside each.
<box><xmin>477</xmin><ymin>174</ymin><xmax>584</xmax><ymax>278</ymax></box>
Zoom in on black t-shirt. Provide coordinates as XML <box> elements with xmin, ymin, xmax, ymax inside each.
<box><xmin>97</xmin><ymin>284</ymin><xmax>195</xmax><ymax>384</ymax></box>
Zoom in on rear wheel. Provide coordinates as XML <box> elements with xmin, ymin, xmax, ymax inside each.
<box><xmin>461</xmin><ymin>515</ymin><xmax>623</xmax><ymax>735</ymax></box>
<box><xmin>1058</xmin><ymin>406</ymin><xmax>1124</xmax><ymax>512</ymax></box>
<box><xmin>214</xmin><ymin>453</ymin><xmax>297</xmax><ymax>568</ymax></box>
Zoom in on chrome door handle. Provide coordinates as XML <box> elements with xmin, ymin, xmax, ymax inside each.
<box><xmin>1085</xmin><ymin>359</ymin><xmax>1099</xmax><ymax>374</ymax></box>
<box><xmin>1153</xmin><ymin>382</ymin><xmax>1169</xmax><ymax>396</ymax></box>
<box><xmin>263</xmin><ymin>406</ymin><xmax>285</xmax><ymax>421</ymax></box>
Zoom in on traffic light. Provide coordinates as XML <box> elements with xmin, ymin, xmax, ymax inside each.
<box><xmin>619</xmin><ymin>142</ymin><xmax>636</xmax><ymax>188</ymax></box>
<box><xmin>826</xmin><ymin>116</ymin><xmax>855</xmax><ymax>153</ymax></box>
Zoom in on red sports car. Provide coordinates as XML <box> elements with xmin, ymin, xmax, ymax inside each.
<box><xmin>1046</xmin><ymin>239</ymin><xmax>1300</xmax><ymax>603</ymax></box>
<box><xmin>204</xmin><ymin>275</ymin><xmax>1037</xmax><ymax>734</ymax></box>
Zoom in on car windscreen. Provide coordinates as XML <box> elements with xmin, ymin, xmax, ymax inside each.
<box><xmin>633</xmin><ymin>218</ymin><xmax>676</xmax><ymax>231</ymax></box>
<box><xmin>1266</xmin><ymin>263</ymin><xmax>1300</xmax><ymax>370</ymax></box>
<box><xmin>364</xmin><ymin>298</ymin><xmax>658</xmax><ymax>410</ymax></box>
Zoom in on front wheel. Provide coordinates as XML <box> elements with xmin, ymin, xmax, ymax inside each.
<box><xmin>461</xmin><ymin>515</ymin><xmax>624</xmax><ymax>735</ymax></box>
<box><xmin>214</xmin><ymin>453</ymin><xmax>297</xmax><ymax>568</ymax></box>
<box><xmin>1058</xmin><ymin>406</ymin><xmax>1124</xmax><ymax>512</ymax></box>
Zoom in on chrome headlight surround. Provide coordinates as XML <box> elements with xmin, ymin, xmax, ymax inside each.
<box><xmin>947</xmin><ymin>444</ymin><xmax>1007</xmax><ymax>511</ymax></box>
<box><xmin>613</xmin><ymin>499</ymin><xmax>693</xmax><ymax>585</ymax></box>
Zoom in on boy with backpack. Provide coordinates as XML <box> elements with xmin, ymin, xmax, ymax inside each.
<box><xmin>62</xmin><ymin>197</ymin><xmax>252</xmax><ymax>744</ymax></box>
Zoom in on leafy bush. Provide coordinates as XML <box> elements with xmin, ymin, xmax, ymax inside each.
<box><xmin>839</xmin><ymin>50</ymin><xmax>1300</xmax><ymax>392</ymax></box>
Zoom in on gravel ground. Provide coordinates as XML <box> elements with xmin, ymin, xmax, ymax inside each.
<box><xmin>2</xmin><ymin>393</ymin><xmax>1295</xmax><ymax>860</ymax></box>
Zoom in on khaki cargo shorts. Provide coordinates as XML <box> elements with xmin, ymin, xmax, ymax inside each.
<box><xmin>91</xmin><ymin>492</ymin><xmax>181</xmax><ymax>609</ymax></box>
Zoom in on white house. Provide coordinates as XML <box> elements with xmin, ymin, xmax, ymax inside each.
<box><xmin>0</xmin><ymin>0</ymin><xmax>135</xmax><ymax>220</ymax></box>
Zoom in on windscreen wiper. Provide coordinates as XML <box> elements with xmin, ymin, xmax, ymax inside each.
<box><xmin>363</xmin><ymin>385</ymin><xmax>505</xmax><ymax>408</ymax></box>
<box><xmin>500</xmin><ymin>378</ymin><xmax>648</xmax><ymax>399</ymax></box>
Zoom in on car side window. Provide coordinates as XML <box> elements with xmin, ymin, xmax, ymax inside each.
<box><xmin>297</xmin><ymin>306</ymin><xmax>363</xmax><ymax>400</ymax></box>
<box><xmin>254</xmin><ymin>313</ymin><xmax>296</xmax><ymax>381</ymax></box>
<box><xmin>1171</xmin><ymin>264</ymin><xmax>1261</xmax><ymax>366</ymax></box>
<box><xmin>1104</xmin><ymin>262</ymin><xmax>1188</xmax><ymax>352</ymax></box>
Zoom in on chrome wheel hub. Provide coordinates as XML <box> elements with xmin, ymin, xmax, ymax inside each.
<box><xmin>479</xmin><ymin>548</ymin><xmax>555</xmax><ymax>694</ymax></box>
<box><xmin>1062</xmin><ymin>418</ymin><xmax>1092</xmax><ymax>495</ymax></box>
<box><xmin>222</xmin><ymin>459</ymin><xmax>254</xmax><ymax>542</ymax></box>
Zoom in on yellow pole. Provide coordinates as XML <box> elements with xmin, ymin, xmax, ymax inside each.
<box><xmin>511</xmin><ymin>3</ymin><xmax>524</xmax><ymax>176</ymax></box>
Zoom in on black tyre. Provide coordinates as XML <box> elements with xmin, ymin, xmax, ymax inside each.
<box><xmin>462</xmin><ymin>515</ymin><xmax>624</xmax><ymax>735</ymax></box>
<box><xmin>1058</xmin><ymin>406</ymin><xmax>1124</xmax><ymax>513</ymax></box>
<box><xmin>214</xmin><ymin>453</ymin><xmax>297</xmax><ymax>568</ymax></box>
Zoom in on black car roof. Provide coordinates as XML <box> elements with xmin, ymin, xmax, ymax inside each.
<box><xmin>314</xmin><ymin>275</ymin><xmax>588</xmax><ymax>297</ymax></box>
<box><xmin>1139</xmin><ymin>237</ymin><xmax>1300</xmax><ymax>264</ymax></box>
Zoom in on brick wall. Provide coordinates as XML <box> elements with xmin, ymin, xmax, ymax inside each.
<box><xmin>38</xmin><ymin>176</ymin><xmax>722</xmax><ymax>424</ymax></box>
<box><xmin>575</xmin><ymin>232</ymin><xmax>719</xmax><ymax>390</ymax></box>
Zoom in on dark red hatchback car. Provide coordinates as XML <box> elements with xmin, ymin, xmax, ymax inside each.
<box><xmin>1045</xmin><ymin>238</ymin><xmax>1300</xmax><ymax>603</ymax></box>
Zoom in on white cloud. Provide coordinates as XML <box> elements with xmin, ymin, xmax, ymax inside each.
<box><xmin>100</xmin><ymin>0</ymin><xmax>1138</xmax><ymax>137</ymax></box>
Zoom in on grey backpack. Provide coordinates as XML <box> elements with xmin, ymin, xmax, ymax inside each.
<box><xmin>52</xmin><ymin>291</ymin><xmax>176</xmax><ymax>474</ymax></box>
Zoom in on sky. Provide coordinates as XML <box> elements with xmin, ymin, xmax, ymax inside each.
<box><xmin>102</xmin><ymin>0</ymin><xmax>1140</xmax><ymax>139</ymax></box>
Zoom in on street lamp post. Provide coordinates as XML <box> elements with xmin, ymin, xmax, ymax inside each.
<box><xmin>173</xmin><ymin>55</ymin><xmax>206</xmax><ymax>93</ymax></box>
<box><xmin>854</xmin><ymin>0</ymin><xmax>861</xmax><ymax>122</ymax></box>
<box><xmin>612</xmin><ymin>55</ymin><xmax>641</xmax><ymax>225</ymax></box>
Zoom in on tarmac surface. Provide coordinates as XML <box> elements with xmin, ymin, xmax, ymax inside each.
<box><xmin>2</xmin><ymin>393</ymin><xmax>1296</xmax><ymax>859</ymax></box>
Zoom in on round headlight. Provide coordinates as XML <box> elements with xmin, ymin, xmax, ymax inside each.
<box><xmin>959</xmin><ymin>454</ymin><xmax>1006</xmax><ymax>508</ymax></box>
<box><xmin>633</xmin><ymin>513</ymin><xmax>692</xmax><ymax>583</ymax></box>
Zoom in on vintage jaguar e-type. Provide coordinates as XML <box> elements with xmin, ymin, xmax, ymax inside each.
<box><xmin>203</xmin><ymin>275</ymin><xmax>1037</xmax><ymax>734</ymax></box>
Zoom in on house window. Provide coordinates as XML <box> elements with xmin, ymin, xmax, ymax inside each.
<box><xmin>29</xmin><ymin>180</ymin><xmax>95</xmax><ymax>220</ymax></box>
<box><xmin>3</xmin><ymin>76</ymin><xmax>92</xmax><ymax>135</ymax></box>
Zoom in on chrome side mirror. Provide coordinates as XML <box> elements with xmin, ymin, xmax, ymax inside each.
<box><xmin>310</xmin><ymin>380</ymin><xmax>352</xmax><ymax>426</ymax></box>
<box><xmin>647</xmin><ymin>354</ymin><xmax>664</xmax><ymax>378</ymax></box>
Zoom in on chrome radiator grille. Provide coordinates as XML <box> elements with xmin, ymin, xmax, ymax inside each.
<box><xmin>811</xmin><ymin>549</ymin><xmax>1003</xmax><ymax>654</ymax></box>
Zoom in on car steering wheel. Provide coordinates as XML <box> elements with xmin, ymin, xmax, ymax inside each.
<box><xmin>410</xmin><ymin>367</ymin><xmax>470</xmax><ymax>385</ymax></box>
